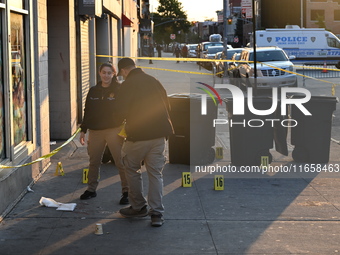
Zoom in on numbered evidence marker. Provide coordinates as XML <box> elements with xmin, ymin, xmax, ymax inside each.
<box><xmin>83</xmin><ymin>169</ymin><xmax>100</xmax><ymax>183</ymax></box>
<box><xmin>83</xmin><ymin>168</ymin><xmax>89</xmax><ymax>183</ymax></box>
<box><xmin>214</xmin><ymin>175</ymin><xmax>224</xmax><ymax>190</ymax></box>
<box><xmin>215</xmin><ymin>147</ymin><xmax>223</xmax><ymax>159</ymax></box>
<box><xmin>261</xmin><ymin>156</ymin><xmax>269</xmax><ymax>169</ymax></box>
<box><xmin>54</xmin><ymin>162</ymin><xmax>64</xmax><ymax>176</ymax></box>
<box><xmin>182</xmin><ymin>172</ymin><xmax>192</xmax><ymax>187</ymax></box>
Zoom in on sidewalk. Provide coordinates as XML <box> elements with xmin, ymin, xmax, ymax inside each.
<box><xmin>1</xmin><ymin>53</ymin><xmax>340</xmax><ymax>255</ymax></box>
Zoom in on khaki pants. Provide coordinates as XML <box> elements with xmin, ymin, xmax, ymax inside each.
<box><xmin>87</xmin><ymin>127</ymin><xmax>128</xmax><ymax>193</ymax></box>
<box><xmin>122</xmin><ymin>138</ymin><xmax>166</xmax><ymax>215</ymax></box>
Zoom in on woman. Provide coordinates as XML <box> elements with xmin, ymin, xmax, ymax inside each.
<box><xmin>79</xmin><ymin>63</ymin><xmax>129</xmax><ymax>204</ymax></box>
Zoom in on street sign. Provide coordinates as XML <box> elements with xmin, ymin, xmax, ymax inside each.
<box><xmin>241</xmin><ymin>0</ymin><xmax>252</xmax><ymax>7</ymax></box>
<box><xmin>242</xmin><ymin>0</ymin><xmax>252</xmax><ymax>19</ymax></box>
<box><xmin>170</xmin><ymin>34</ymin><xmax>176</xmax><ymax>40</ymax></box>
<box><xmin>246</xmin><ymin>8</ymin><xmax>252</xmax><ymax>19</ymax></box>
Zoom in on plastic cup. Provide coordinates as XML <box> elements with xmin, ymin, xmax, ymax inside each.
<box><xmin>95</xmin><ymin>223</ymin><xmax>103</xmax><ymax>235</ymax></box>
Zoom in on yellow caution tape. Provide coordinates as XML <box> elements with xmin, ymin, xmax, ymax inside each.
<box><xmin>97</xmin><ymin>54</ymin><xmax>340</xmax><ymax>96</ymax></box>
<box><xmin>258</xmin><ymin>62</ymin><xmax>340</xmax><ymax>95</ymax></box>
<box><xmin>139</xmin><ymin>65</ymin><xmax>213</xmax><ymax>75</ymax></box>
<box><xmin>294</xmin><ymin>65</ymin><xmax>340</xmax><ymax>72</ymax></box>
<box><xmin>97</xmin><ymin>54</ymin><xmax>214</xmax><ymax>63</ymax></box>
<box><xmin>0</xmin><ymin>128</ymin><xmax>81</xmax><ymax>169</ymax></box>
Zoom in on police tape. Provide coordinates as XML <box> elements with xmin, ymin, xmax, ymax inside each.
<box><xmin>97</xmin><ymin>54</ymin><xmax>340</xmax><ymax>95</ymax></box>
<box><xmin>139</xmin><ymin>63</ymin><xmax>339</xmax><ymax>96</ymax></box>
<box><xmin>262</xmin><ymin>62</ymin><xmax>340</xmax><ymax>96</ymax></box>
<box><xmin>0</xmin><ymin>128</ymin><xmax>81</xmax><ymax>169</ymax></box>
<box><xmin>98</xmin><ymin>54</ymin><xmax>340</xmax><ymax>73</ymax></box>
<box><xmin>97</xmin><ymin>54</ymin><xmax>213</xmax><ymax>63</ymax></box>
<box><xmin>97</xmin><ymin>54</ymin><xmax>340</xmax><ymax>69</ymax></box>
<box><xmin>139</xmin><ymin>65</ymin><xmax>213</xmax><ymax>75</ymax></box>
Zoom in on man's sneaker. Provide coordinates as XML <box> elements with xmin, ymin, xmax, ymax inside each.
<box><xmin>119</xmin><ymin>192</ymin><xmax>129</xmax><ymax>205</ymax></box>
<box><xmin>80</xmin><ymin>190</ymin><xmax>97</xmax><ymax>200</ymax></box>
<box><xmin>151</xmin><ymin>214</ymin><xmax>164</xmax><ymax>227</ymax></box>
<box><xmin>119</xmin><ymin>205</ymin><xmax>148</xmax><ymax>218</ymax></box>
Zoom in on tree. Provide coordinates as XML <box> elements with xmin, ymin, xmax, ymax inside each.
<box><xmin>152</xmin><ymin>0</ymin><xmax>191</xmax><ymax>45</ymax></box>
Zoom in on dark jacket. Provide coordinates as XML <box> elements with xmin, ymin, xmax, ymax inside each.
<box><xmin>174</xmin><ymin>46</ymin><xmax>181</xmax><ymax>57</ymax></box>
<box><xmin>80</xmin><ymin>81</ymin><xmax>122</xmax><ymax>133</ymax></box>
<box><xmin>115</xmin><ymin>68</ymin><xmax>174</xmax><ymax>141</ymax></box>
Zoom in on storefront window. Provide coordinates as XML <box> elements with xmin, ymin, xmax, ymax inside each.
<box><xmin>0</xmin><ymin>15</ymin><xmax>4</xmax><ymax>158</ymax></box>
<box><xmin>11</xmin><ymin>12</ymin><xmax>27</xmax><ymax>146</ymax></box>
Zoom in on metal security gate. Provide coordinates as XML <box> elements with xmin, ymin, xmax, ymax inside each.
<box><xmin>297</xmin><ymin>63</ymin><xmax>340</xmax><ymax>79</ymax></box>
<box><xmin>80</xmin><ymin>20</ymin><xmax>90</xmax><ymax>118</ymax></box>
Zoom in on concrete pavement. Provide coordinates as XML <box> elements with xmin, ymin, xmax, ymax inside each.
<box><xmin>1</xmin><ymin>53</ymin><xmax>340</xmax><ymax>254</ymax></box>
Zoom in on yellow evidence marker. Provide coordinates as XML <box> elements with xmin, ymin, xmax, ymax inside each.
<box><xmin>182</xmin><ymin>172</ymin><xmax>192</xmax><ymax>187</ymax></box>
<box><xmin>214</xmin><ymin>175</ymin><xmax>224</xmax><ymax>190</ymax></box>
<box><xmin>83</xmin><ymin>168</ymin><xmax>89</xmax><ymax>183</ymax></box>
<box><xmin>261</xmin><ymin>156</ymin><xmax>269</xmax><ymax>169</ymax></box>
<box><xmin>215</xmin><ymin>147</ymin><xmax>223</xmax><ymax>159</ymax></box>
<box><xmin>54</xmin><ymin>162</ymin><xmax>64</xmax><ymax>176</ymax></box>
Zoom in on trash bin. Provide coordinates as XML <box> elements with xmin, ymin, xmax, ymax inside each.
<box><xmin>168</xmin><ymin>94</ymin><xmax>217</xmax><ymax>165</ymax></box>
<box><xmin>224</xmin><ymin>96</ymin><xmax>287</xmax><ymax>166</ymax></box>
<box><xmin>290</xmin><ymin>95</ymin><xmax>338</xmax><ymax>163</ymax></box>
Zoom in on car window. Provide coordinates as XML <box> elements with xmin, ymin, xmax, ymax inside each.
<box><xmin>207</xmin><ymin>47</ymin><xmax>223</xmax><ymax>54</ymax></box>
<box><xmin>249</xmin><ymin>50</ymin><xmax>288</xmax><ymax>62</ymax></box>
<box><xmin>234</xmin><ymin>53</ymin><xmax>241</xmax><ymax>60</ymax></box>
<box><xmin>203</xmin><ymin>43</ymin><xmax>223</xmax><ymax>50</ymax></box>
<box><xmin>226</xmin><ymin>50</ymin><xmax>242</xmax><ymax>59</ymax></box>
<box><xmin>327</xmin><ymin>37</ymin><xmax>340</xmax><ymax>48</ymax></box>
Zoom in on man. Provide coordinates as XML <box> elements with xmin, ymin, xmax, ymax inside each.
<box><xmin>115</xmin><ymin>58</ymin><xmax>174</xmax><ymax>227</ymax></box>
<box><xmin>148</xmin><ymin>43</ymin><xmax>154</xmax><ymax>64</ymax></box>
<box><xmin>156</xmin><ymin>44</ymin><xmax>162</xmax><ymax>58</ymax></box>
<box><xmin>181</xmin><ymin>44</ymin><xmax>188</xmax><ymax>62</ymax></box>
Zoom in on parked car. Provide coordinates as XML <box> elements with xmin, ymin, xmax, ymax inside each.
<box><xmin>202</xmin><ymin>46</ymin><xmax>224</xmax><ymax>69</ymax></box>
<box><xmin>233</xmin><ymin>46</ymin><xmax>297</xmax><ymax>89</ymax></box>
<box><xmin>187</xmin><ymin>44</ymin><xmax>198</xmax><ymax>58</ymax></box>
<box><xmin>214</xmin><ymin>48</ymin><xmax>243</xmax><ymax>77</ymax></box>
<box><xmin>196</xmin><ymin>41</ymin><xmax>232</xmax><ymax>66</ymax></box>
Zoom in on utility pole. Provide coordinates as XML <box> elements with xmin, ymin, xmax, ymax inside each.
<box><xmin>223</xmin><ymin>0</ymin><xmax>228</xmax><ymax>77</ymax></box>
<box><xmin>252</xmin><ymin>0</ymin><xmax>257</xmax><ymax>95</ymax></box>
<box><xmin>301</xmin><ymin>0</ymin><xmax>303</xmax><ymax>28</ymax></box>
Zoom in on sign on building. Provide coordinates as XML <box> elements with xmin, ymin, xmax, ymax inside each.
<box><xmin>241</xmin><ymin>0</ymin><xmax>252</xmax><ymax>19</ymax></box>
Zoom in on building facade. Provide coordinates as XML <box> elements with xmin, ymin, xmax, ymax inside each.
<box><xmin>0</xmin><ymin>0</ymin><xmax>138</xmax><ymax>219</ymax></box>
<box><xmin>261</xmin><ymin>0</ymin><xmax>340</xmax><ymax>35</ymax></box>
<box><xmin>306</xmin><ymin>0</ymin><xmax>340</xmax><ymax>35</ymax></box>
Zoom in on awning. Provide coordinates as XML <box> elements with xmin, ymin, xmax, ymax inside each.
<box><xmin>122</xmin><ymin>14</ymin><xmax>133</xmax><ymax>27</ymax></box>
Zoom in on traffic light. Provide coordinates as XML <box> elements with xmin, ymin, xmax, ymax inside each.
<box><xmin>227</xmin><ymin>18</ymin><xmax>233</xmax><ymax>25</ymax></box>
